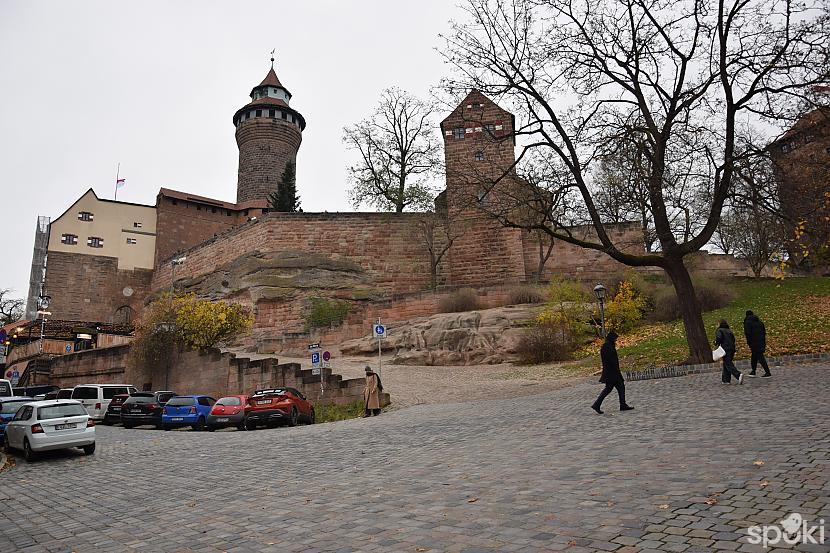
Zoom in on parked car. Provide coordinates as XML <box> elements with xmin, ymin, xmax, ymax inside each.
<box><xmin>103</xmin><ymin>394</ymin><xmax>130</xmax><ymax>425</ymax></box>
<box><xmin>56</xmin><ymin>388</ymin><xmax>74</xmax><ymax>399</ymax></box>
<box><xmin>121</xmin><ymin>391</ymin><xmax>177</xmax><ymax>429</ymax></box>
<box><xmin>17</xmin><ymin>385</ymin><xmax>60</xmax><ymax>400</ymax></box>
<box><xmin>3</xmin><ymin>400</ymin><xmax>95</xmax><ymax>461</ymax></box>
<box><xmin>0</xmin><ymin>396</ymin><xmax>34</xmax><ymax>445</ymax></box>
<box><xmin>161</xmin><ymin>395</ymin><xmax>215</xmax><ymax>431</ymax></box>
<box><xmin>245</xmin><ymin>388</ymin><xmax>315</xmax><ymax>430</ymax></box>
<box><xmin>71</xmin><ymin>384</ymin><xmax>137</xmax><ymax>421</ymax></box>
<box><xmin>206</xmin><ymin>395</ymin><xmax>248</xmax><ymax>431</ymax></box>
<box><xmin>0</xmin><ymin>379</ymin><xmax>14</xmax><ymax>398</ymax></box>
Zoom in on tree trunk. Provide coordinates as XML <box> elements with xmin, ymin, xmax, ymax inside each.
<box><xmin>664</xmin><ymin>258</ymin><xmax>712</xmax><ymax>364</ymax></box>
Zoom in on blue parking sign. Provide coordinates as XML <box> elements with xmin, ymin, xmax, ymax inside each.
<box><xmin>311</xmin><ymin>352</ymin><xmax>321</xmax><ymax>364</ymax></box>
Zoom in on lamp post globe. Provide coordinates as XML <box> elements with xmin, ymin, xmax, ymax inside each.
<box><xmin>593</xmin><ymin>284</ymin><xmax>607</xmax><ymax>337</ymax></box>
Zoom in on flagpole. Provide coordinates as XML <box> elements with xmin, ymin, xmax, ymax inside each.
<box><xmin>114</xmin><ymin>162</ymin><xmax>120</xmax><ymax>201</ymax></box>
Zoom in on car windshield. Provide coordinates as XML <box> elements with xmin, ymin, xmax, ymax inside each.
<box><xmin>217</xmin><ymin>397</ymin><xmax>241</xmax><ymax>406</ymax></box>
<box><xmin>165</xmin><ymin>396</ymin><xmax>195</xmax><ymax>406</ymax></box>
<box><xmin>38</xmin><ymin>403</ymin><xmax>88</xmax><ymax>420</ymax></box>
<box><xmin>1</xmin><ymin>400</ymin><xmax>32</xmax><ymax>414</ymax></box>
<box><xmin>157</xmin><ymin>393</ymin><xmax>176</xmax><ymax>403</ymax></box>
<box><xmin>57</xmin><ymin>389</ymin><xmax>73</xmax><ymax>399</ymax></box>
<box><xmin>103</xmin><ymin>387</ymin><xmax>130</xmax><ymax>399</ymax></box>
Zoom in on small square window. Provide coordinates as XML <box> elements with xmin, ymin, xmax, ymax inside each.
<box><xmin>133</xmin><ymin>222</ymin><xmax>142</xmax><ymax>228</ymax></box>
<box><xmin>484</xmin><ymin>124</ymin><xmax>496</xmax><ymax>133</ymax></box>
<box><xmin>255</xmin><ymin>109</ymin><xmax>262</xmax><ymax>117</ymax></box>
<box><xmin>78</xmin><ymin>211</ymin><xmax>94</xmax><ymax>221</ymax></box>
<box><xmin>126</xmin><ymin>238</ymin><xmax>137</xmax><ymax>245</ymax></box>
<box><xmin>87</xmin><ymin>237</ymin><xmax>104</xmax><ymax>248</ymax></box>
<box><xmin>474</xmin><ymin>151</ymin><xmax>485</xmax><ymax>161</ymax></box>
<box><xmin>453</xmin><ymin>128</ymin><xmax>465</xmax><ymax>139</ymax></box>
<box><xmin>61</xmin><ymin>234</ymin><xmax>78</xmax><ymax>245</ymax></box>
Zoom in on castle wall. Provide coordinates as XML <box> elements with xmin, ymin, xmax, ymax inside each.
<box><xmin>44</xmin><ymin>251</ymin><xmax>153</xmax><ymax>322</ymax></box>
<box><xmin>150</xmin><ymin>212</ymin><xmax>437</xmax><ymax>295</ymax></box>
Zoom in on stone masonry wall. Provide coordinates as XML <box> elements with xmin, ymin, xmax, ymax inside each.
<box><xmin>236</xmin><ymin>118</ymin><xmax>302</xmax><ymax>204</ymax></box>
<box><xmin>43</xmin><ymin>344</ymin><xmax>380</xmax><ymax>406</ymax></box>
<box><xmin>150</xmin><ymin>212</ymin><xmax>436</xmax><ymax>296</ymax></box>
<box><xmin>44</xmin><ymin>251</ymin><xmax>153</xmax><ymax>322</ymax></box>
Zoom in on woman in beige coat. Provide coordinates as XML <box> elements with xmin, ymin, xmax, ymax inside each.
<box><xmin>363</xmin><ymin>366</ymin><xmax>383</xmax><ymax>416</ymax></box>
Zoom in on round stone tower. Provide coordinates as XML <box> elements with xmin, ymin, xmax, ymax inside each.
<box><xmin>233</xmin><ymin>62</ymin><xmax>306</xmax><ymax>204</ymax></box>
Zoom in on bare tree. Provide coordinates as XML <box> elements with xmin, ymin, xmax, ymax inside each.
<box><xmin>419</xmin><ymin>214</ymin><xmax>463</xmax><ymax>288</ymax></box>
<box><xmin>532</xmin><ymin>230</ymin><xmax>556</xmax><ymax>282</ymax></box>
<box><xmin>344</xmin><ymin>88</ymin><xmax>442</xmax><ymax>212</ymax></box>
<box><xmin>442</xmin><ymin>0</ymin><xmax>828</xmax><ymax>363</ymax></box>
<box><xmin>0</xmin><ymin>289</ymin><xmax>25</xmax><ymax>326</ymax></box>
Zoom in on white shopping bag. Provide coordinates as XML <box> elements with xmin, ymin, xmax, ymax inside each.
<box><xmin>712</xmin><ymin>345</ymin><xmax>726</xmax><ymax>361</ymax></box>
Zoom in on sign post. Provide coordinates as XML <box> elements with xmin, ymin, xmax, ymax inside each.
<box><xmin>309</xmin><ymin>343</ymin><xmax>323</xmax><ymax>397</ymax></box>
<box><xmin>373</xmin><ymin>319</ymin><xmax>386</xmax><ymax>379</ymax></box>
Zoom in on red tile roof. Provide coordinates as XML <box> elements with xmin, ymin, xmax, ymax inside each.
<box><xmin>157</xmin><ymin>188</ymin><xmax>267</xmax><ymax>211</ymax></box>
<box><xmin>258</xmin><ymin>67</ymin><xmax>284</xmax><ymax>89</ymax></box>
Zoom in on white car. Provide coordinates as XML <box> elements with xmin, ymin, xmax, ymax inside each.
<box><xmin>3</xmin><ymin>400</ymin><xmax>95</xmax><ymax>461</ymax></box>
<box><xmin>71</xmin><ymin>384</ymin><xmax>137</xmax><ymax>420</ymax></box>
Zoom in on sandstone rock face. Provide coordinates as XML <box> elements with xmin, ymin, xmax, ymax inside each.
<box><xmin>175</xmin><ymin>250</ymin><xmax>381</xmax><ymax>304</ymax></box>
<box><xmin>340</xmin><ymin>305</ymin><xmax>541</xmax><ymax>365</ymax></box>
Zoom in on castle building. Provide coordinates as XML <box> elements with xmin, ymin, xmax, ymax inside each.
<box><xmin>27</xmin><ymin>64</ymin><xmax>642</xmax><ymax>345</ymax></box>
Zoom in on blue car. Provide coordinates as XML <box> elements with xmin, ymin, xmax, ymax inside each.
<box><xmin>0</xmin><ymin>396</ymin><xmax>34</xmax><ymax>445</ymax></box>
<box><xmin>161</xmin><ymin>395</ymin><xmax>216</xmax><ymax>431</ymax></box>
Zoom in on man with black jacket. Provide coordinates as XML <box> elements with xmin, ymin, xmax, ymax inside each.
<box><xmin>743</xmin><ymin>310</ymin><xmax>772</xmax><ymax>377</ymax></box>
<box><xmin>591</xmin><ymin>331</ymin><xmax>634</xmax><ymax>414</ymax></box>
<box><xmin>715</xmin><ymin>320</ymin><xmax>743</xmax><ymax>384</ymax></box>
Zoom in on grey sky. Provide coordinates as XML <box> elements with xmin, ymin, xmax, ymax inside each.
<box><xmin>0</xmin><ymin>0</ymin><xmax>465</xmax><ymax>298</ymax></box>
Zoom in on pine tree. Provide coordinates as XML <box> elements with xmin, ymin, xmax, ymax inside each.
<box><xmin>268</xmin><ymin>160</ymin><xmax>300</xmax><ymax>212</ymax></box>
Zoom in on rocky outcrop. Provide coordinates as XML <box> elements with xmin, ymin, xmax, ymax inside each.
<box><xmin>174</xmin><ymin>250</ymin><xmax>383</xmax><ymax>303</ymax></box>
<box><xmin>340</xmin><ymin>305</ymin><xmax>541</xmax><ymax>365</ymax></box>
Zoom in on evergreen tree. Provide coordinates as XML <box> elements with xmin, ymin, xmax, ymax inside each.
<box><xmin>268</xmin><ymin>160</ymin><xmax>300</xmax><ymax>212</ymax></box>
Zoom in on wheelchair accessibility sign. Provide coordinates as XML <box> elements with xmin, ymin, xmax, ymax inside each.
<box><xmin>373</xmin><ymin>324</ymin><xmax>386</xmax><ymax>338</ymax></box>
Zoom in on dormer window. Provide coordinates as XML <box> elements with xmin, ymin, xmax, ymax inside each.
<box><xmin>78</xmin><ymin>211</ymin><xmax>93</xmax><ymax>222</ymax></box>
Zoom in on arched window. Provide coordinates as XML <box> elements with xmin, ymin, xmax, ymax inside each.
<box><xmin>474</xmin><ymin>151</ymin><xmax>485</xmax><ymax>161</ymax></box>
<box><xmin>114</xmin><ymin>305</ymin><xmax>135</xmax><ymax>325</ymax></box>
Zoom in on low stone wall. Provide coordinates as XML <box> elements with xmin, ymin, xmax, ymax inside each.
<box><xmin>625</xmin><ymin>352</ymin><xmax>829</xmax><ymax>381</ymax></box>
<box><xmin>39</xmin><ymin>344</ymin><xmax>384</xmax><ymax>407</ymax></box>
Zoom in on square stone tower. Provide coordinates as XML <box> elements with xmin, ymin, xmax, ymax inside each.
<box><xmin>440</xmin><ymin>90</ymin><xmax>527</xmax><ymax>286</ymax></box>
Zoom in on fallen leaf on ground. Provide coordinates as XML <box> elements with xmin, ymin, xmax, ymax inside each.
<box><xmin>753</xmin><ymin>460</ymin><xmax>766</xmax><ymax>466</ymax></box>
<box><xmin>467</xmin><ymin>497</ymin><xmax>479</xmax><ymax>503</ymax></box>
<box><xmin>658</xmin><ymin>504</ymin><xmax>670</xmax><ymax>509</ymax></box>
<box><xmin>760</xmin><ymin>480</ymin><xmax>770</xmax><ymax>488</ymax></box>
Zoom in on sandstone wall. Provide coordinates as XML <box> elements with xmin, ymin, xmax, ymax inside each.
<box><xmin>44</xmin><ymin>251</ymin><xmax>153</xmax><ymax>322</ymax></box>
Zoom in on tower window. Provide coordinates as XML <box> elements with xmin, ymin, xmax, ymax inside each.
<box><xmin>474</xmin><ymin>151</ymin><xmax>485</xmax><ymax>161</ymax></box>
<box><xmin>453</xmin><ymin>128</ymin><xmax>465</xmax><ymax>139</ymax></box>
<box><xmin>126</xmin><ymin>238</ymin><xmax>137</xmax><ymax>245</ymax></box>
<box><xmin>256</xmin><ymin>109</ymin><xmax>262</xmax><ymax>117</ymax></box>
<box><xmin>61</xmin><ymin>234</ymin><xmax>78</xmax><ymax>245</ymax></box>
<box><xmin>211</xmin><ymin>207</ymin><xmax>217</xmax><ymax>213</ymax></box>
<box><xmin>87</xmin><ymin>236</ymin><xmax>104</xmax><ymax>248</ymax></box>
<box><xmin>133</xmin><ymin>222</ymin><xmax>142</xmax><ymax>228</ymax></box>
<box><xmin>269</xmin><ymin>109</ymin><xmax>275</xmax><ymax>117</ymax></box>
<box><xmin>484</xmin><ymin>124</ymin><xmax>496</xmax><ymax>134</ymax></box>
<box><xmin>78</xmin><ymin>211</ymin><xmax>94</xmax><ymax>221</ymax></box>
<box><xmin>282</xmin><ymin>112</ymin><xmax>287</xmax><ymax>120</ymax></box>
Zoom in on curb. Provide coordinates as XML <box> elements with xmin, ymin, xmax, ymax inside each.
<box><xmin>625</xmin><ymin>352</ymin><xmax>830</xmax><ymax>382</ymax></box>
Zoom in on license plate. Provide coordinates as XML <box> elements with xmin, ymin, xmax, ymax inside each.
<box><xmin>256</xmin><ymin>400</ymin><xmax>270</xmax><ymax>405</ymax></box>
<box><xmin>172</xmin><ymin>417</ymin><xmax>183</xmax><ymax>421</ymax></box>
<box><xmin>55</xmin><ymin>423</ymin><xmax>77</xmax><ymax>430</ymax></box>
<box><xmin>216</xmin><ymin>418</ymin><xmax>229</xmax><ymax>423</ymax></box>
<box><xmin>112</xmin><ymin>407</ymin><xmax>121</xmax><ymax>412</ymax></box>
<box><xmin>131</xmin><ymin>410</ymin><xmax>142</xmax><ymax>413</ymax></box>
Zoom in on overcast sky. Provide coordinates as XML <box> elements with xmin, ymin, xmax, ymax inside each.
<box><xmin>0</xmin><ymin>0</ymin><xmax>466</xmax><ymax>299</ymax></box>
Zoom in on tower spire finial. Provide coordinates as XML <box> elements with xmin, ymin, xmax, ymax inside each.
<box><xmin>270</xmin><ymin>48</ymin><xmax>275</xmax><ymax>69</ymax></box>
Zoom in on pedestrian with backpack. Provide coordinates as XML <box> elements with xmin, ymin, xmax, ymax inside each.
<box><xmin>743</xmin><ymin>310</ymin><xmax>772</xmax><ymax>378</ymax></box>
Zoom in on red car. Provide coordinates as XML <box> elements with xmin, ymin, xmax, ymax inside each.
<box><xmin>245</xmin><ymin>388</ymin><xmax>315</xmax><ymax>430</ymax></box>
<box><xmin>206</xmin><ymin>395</ymin><xmax>248</xmax><ymax>431</ymax></box>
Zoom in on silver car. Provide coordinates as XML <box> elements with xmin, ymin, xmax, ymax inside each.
<box><xmin>3</xmin><ymin>400</ymin><xmax>96</xmax><ymax>461</ymax></box>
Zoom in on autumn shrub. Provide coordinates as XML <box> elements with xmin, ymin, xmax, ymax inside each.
<box><xmin>507</xmin><ymin>285</ymin><xmax>545</xmax><ymax>305</ymax></box>
<box><xmin>602</xmin><ymin>280</ymin><xmax>648</xmax><ymax>332</ymax></box>
<box><xmin>650</xmin><ymin>277</ymin><xmax>735</xmax><ymax>322</ymax></box>
<box><xmin>438</xmin><ymin>288</ymin><xmax>480</xmax><ymax>313</ymax></box>
<box><xmin>538</xmin><ymin>277</ymin><xmax>591</xmax><ymax>337</ymax></box>
<box><xmin>516</xmin><ymin>321</ymin><xmax>578</xmax><ymax>364</ymax></box>
<box><xmin>305</xmin><ymin>297</ymin><xmax>351</xmax><ymax>330</ymax></box>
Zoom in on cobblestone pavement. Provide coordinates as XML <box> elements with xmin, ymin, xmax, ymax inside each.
<box><xmin>1</xmin><ymin>364</ymin><xmax>827</xmax><ymax>553</ymax></box>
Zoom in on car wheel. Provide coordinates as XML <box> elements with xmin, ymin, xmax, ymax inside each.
<box><xmin>155</xmin><ymin>424</ymin><xmax>163</xmax><ymax>430</ymax></box>
<box><xmin>288</xmin><ymin>407</ymin><xmax>298</xmax><ymax>427</ymax></box>
<box><xmin>237</xmin><ymin>422</ymin><xmax>246</xmax><ymax>431</ymax></box>
<box><xmin>162</xmin><ymin>425</ymin><xmax>171</xmax><ymax>431</ymax></box>
<box><xmin>23</xmin><ymin>439</ymin><xmax>36</xmax><ymax>462</ymax></box>
<box><xmin>193</xmin><ymin>417</ymin><xmax>206</xmax><ymax>431</ymax></box>
<box><xmin>244</xmin><ymin>418</ymin><xmax>256</xmax><ymax>431</ymax></box>
<box><xmin>123</xmin><ymin>423</ymin><xmax>134</xmax><ymax>429</ymax></box>
<box><xmin>82</xmin><ymin>443</ymin><xmax>96</xmax><ymax>456</ymax></box>
<box><xmin>308</xmin><ymin>408</ymin><xmax>316</xmax><ymax>425</ymax></box>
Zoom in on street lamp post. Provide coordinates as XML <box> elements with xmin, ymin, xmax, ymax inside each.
<box><xmin>165</xmin><ymin>257</ymin><xmax>186</xmax><ymax>389</ymax></box>
<box><xmin>593</xmin><ymin>284</ymin><xmax>607</xmax><ymax>338</ymax></box>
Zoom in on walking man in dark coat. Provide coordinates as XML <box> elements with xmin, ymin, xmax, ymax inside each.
<box><xmin>743</xmin><ymin>310</ymin><xmax>772</xmax><ymax>377</ymax></box>
<box><xmin>715</xmin><ymin>319</ymin><xmax>743</xmax><ymax>384</ymax></box>
<box><xmin>591</xmin><ymin>331</ymin><xmax>634</xmax><ymax>414</ymax></box>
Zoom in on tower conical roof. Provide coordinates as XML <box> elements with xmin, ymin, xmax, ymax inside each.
<box><xmin>259</xmin><ymin>67</ymin><xmax>284</xmax><ymax>88</ymax></box>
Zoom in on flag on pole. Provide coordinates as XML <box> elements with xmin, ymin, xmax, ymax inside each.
<box><xmin>116</xmin><ymin>178</ymin><xmax>126</xmax><ymax>189</ymax></box>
